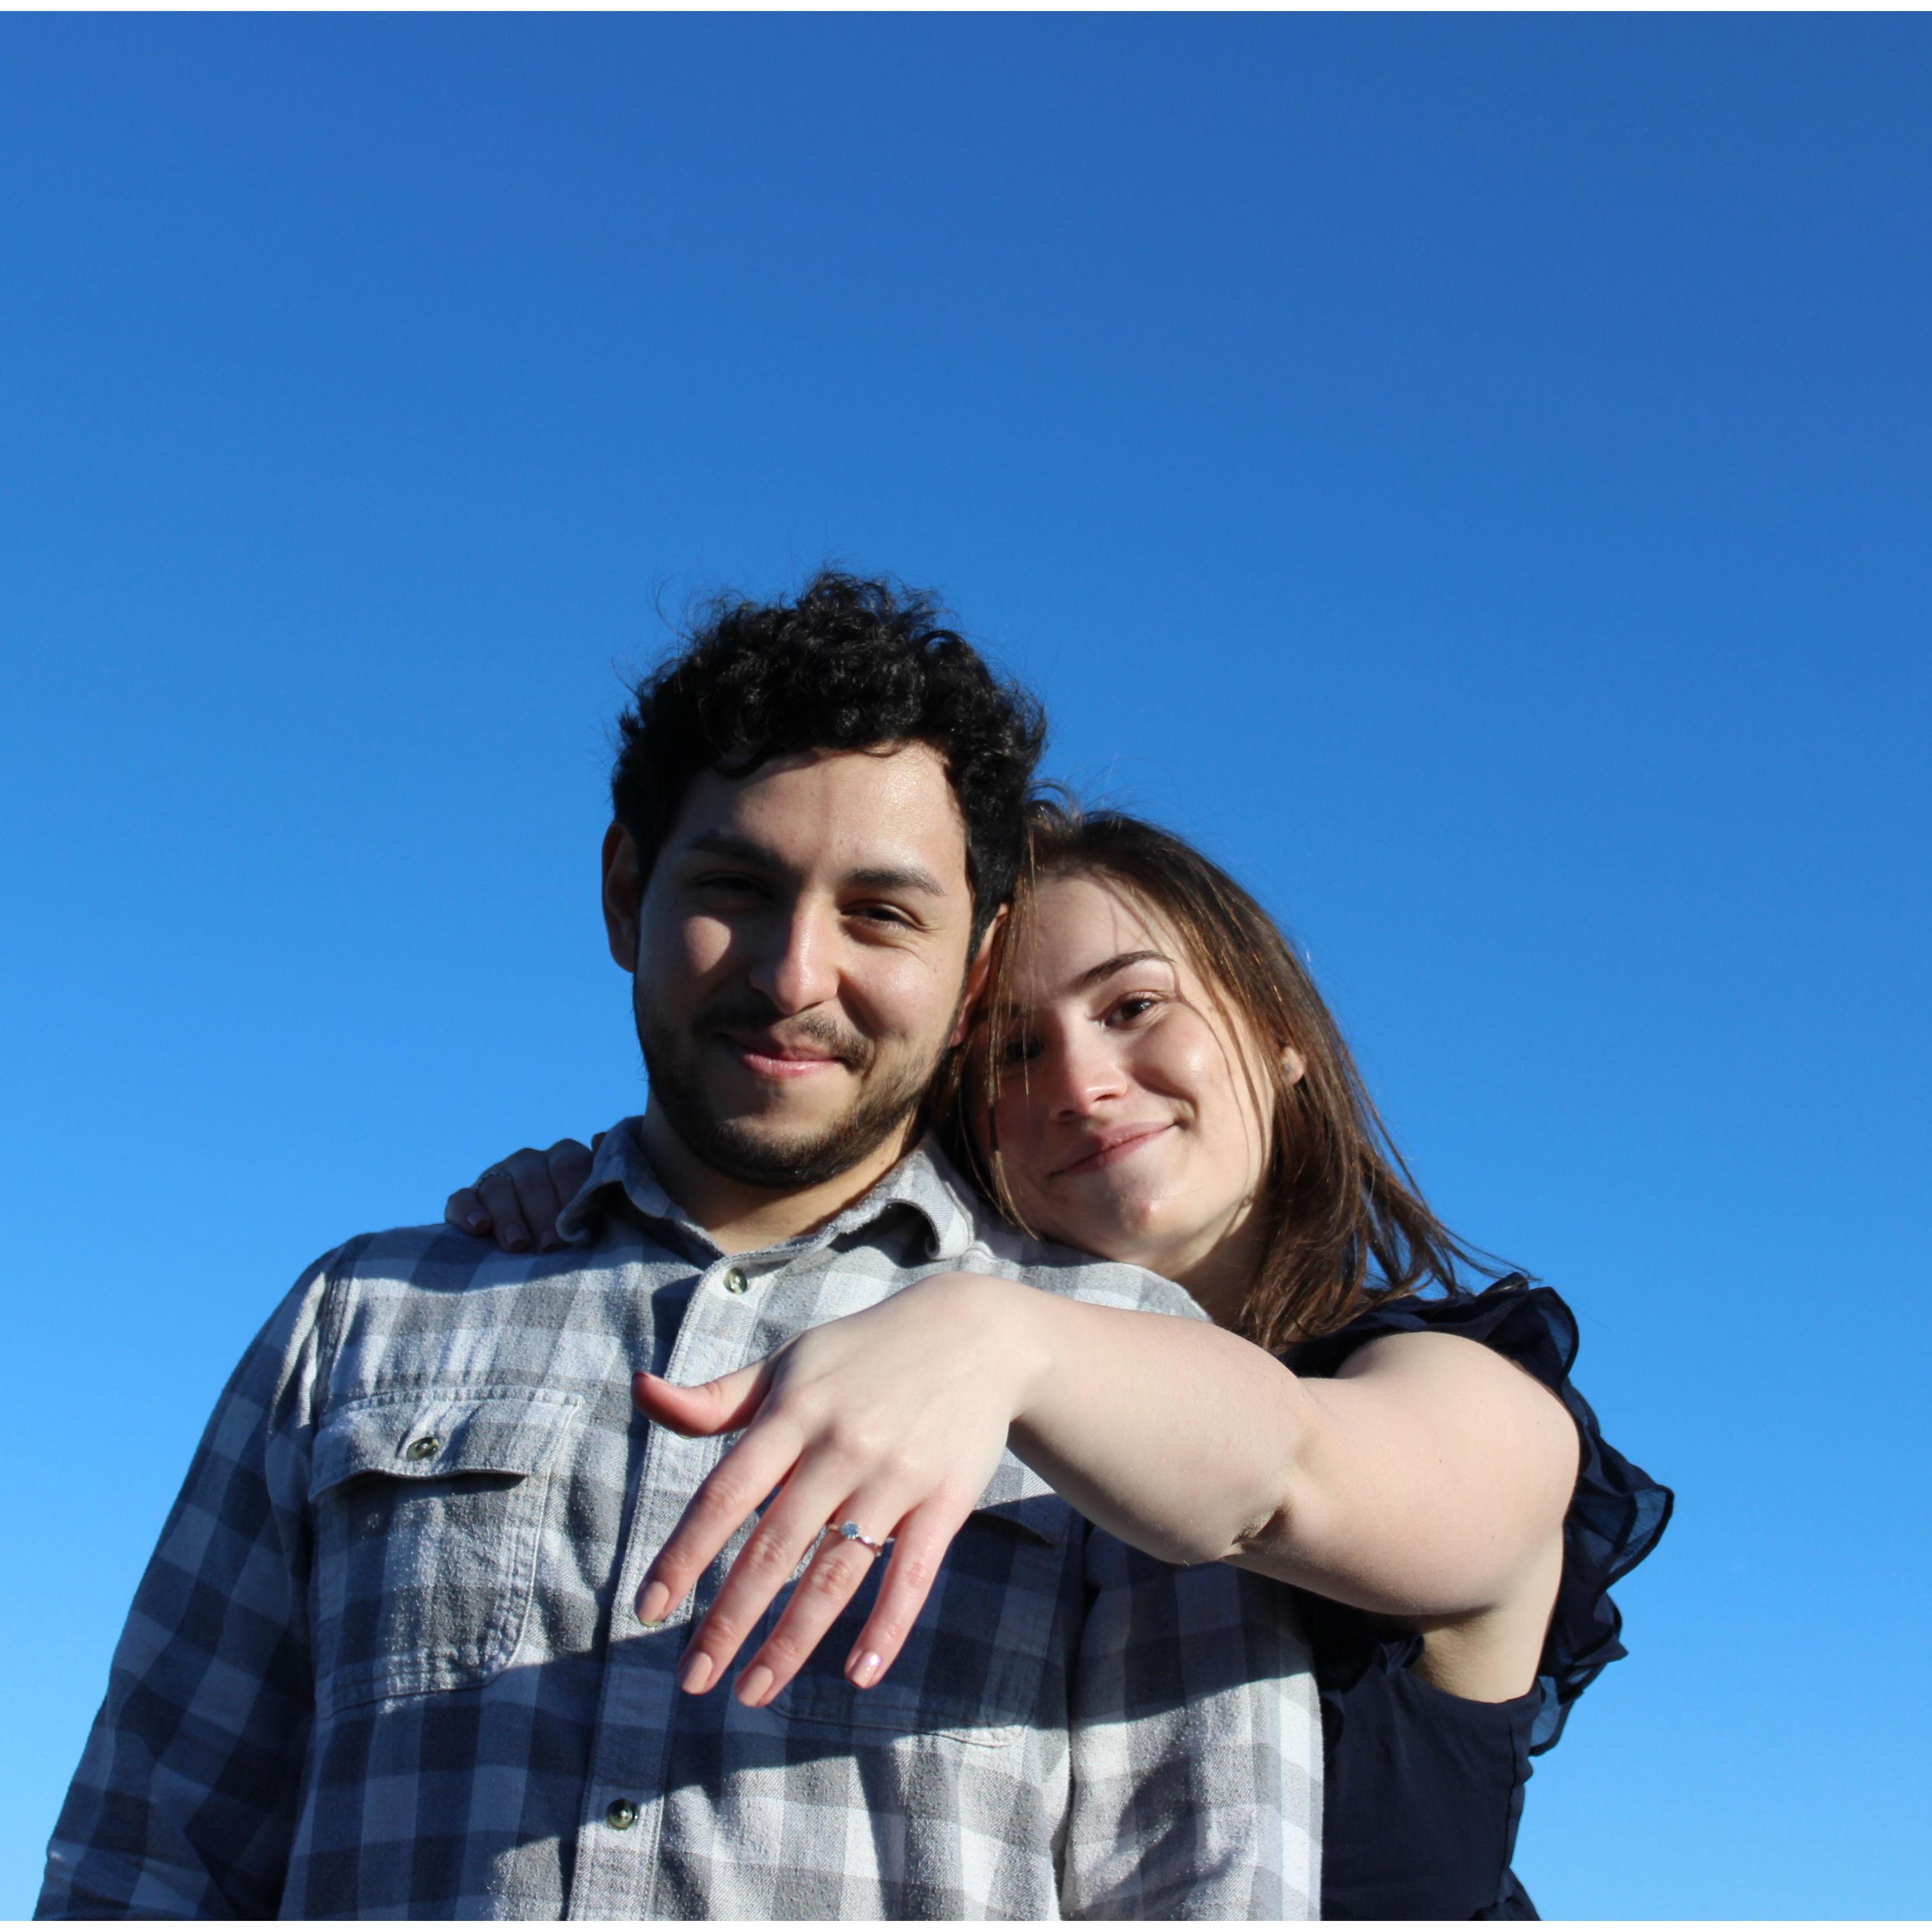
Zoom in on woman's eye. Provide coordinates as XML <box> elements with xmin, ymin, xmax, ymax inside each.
<box><xmin>1107</xmin><ymin>994</ymin><xmax>1162</xmax><ymax>1026</ymax></box>
<box><xmin>999</xmin><ymin>1036</ymin><xmax>1041</xmax><ymax>1069</ymax></box>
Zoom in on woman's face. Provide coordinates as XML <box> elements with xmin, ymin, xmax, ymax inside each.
<box><xmin>979</xmin><ymin>872</ymin><xmax>1277</xmax><ymax>1310</ymax></box>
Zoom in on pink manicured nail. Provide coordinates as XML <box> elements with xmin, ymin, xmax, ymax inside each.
<box><xmin>737</xmin><ymin>1666</ymin><xmax>774</xmax><ymax>1707</ymax></box>
<box><xmin>636</xmin><ymin>1581</ymin><xmax>670</xmax><ymax>1626</ymax></box>
<box><xmin>848</xmin><ymin>1650</ymin><xmax>883</xmax><ymax>1688</ymax></box>
<box><xmin>679</xmin><ymin>1653</ymin><xmax>715</xmax><ymax>1695</ymax></box>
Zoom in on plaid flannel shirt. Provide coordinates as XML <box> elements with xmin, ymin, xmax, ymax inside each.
<box><xmin>39</xmin><ymin>1122</ymin><xmax>1320</xmax><ymax>1919</ymax></box>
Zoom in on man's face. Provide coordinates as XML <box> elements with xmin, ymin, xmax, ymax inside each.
<box><xmin>605</xmin><ymin>744</ymin><xmax>985</xmax><ymax>1192</ymax></box>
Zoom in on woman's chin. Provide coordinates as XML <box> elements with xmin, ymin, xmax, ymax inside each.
<box><xmin>1026</xmin><ymin>1191</ymin><xmax>1194</xmax><ymax>1277</ymax></box>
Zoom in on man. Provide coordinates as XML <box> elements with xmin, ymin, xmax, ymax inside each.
<box><xmin>39</xmin><ymin>573</ymin><xmax>1319</xmax><ymax>1919</ymax></box>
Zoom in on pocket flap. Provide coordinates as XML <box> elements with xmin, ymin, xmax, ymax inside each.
<box><xmin>310</xmin><ymin>1387</ymin><xmax>585</xmax><ymax>1500</ymax></box>
<box><xmin>970</xmin><ymin>1452</ymin><xmax>1068</xmax><ymax>1546</ymax></box>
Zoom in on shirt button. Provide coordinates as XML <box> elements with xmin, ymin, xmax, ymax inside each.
<box><xmin>405</xmin><ymin>1435</ymin><xmax>441</xmax><ymax>1461</ymax></box>
<box><xmin>723</xmin><ymin>1267</ymin><xmax>748</xmax><ymax>1295</ymax></box>
<box><xmin>606</xmin><ymin>1798</ymin><xmax>639</xmax><ymax>1831</ymax></box>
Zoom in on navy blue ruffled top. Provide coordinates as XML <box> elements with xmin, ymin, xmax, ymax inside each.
<box><xmin>1283</xmin><ymin>1278</ymin><xmax>1672</xmax><ymax>1920</ymax></box>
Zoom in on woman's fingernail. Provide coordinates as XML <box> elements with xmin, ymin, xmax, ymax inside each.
<box><xmin>637</xmin><ymin>1581</ymin><xmax>670</xmax><ymax>1626</ymax></box>
<box><xmin>737</xmin><ymin>1665</ymin><xmax>774</xmax><ymax>1707</ymax></box>
<box><xmin>679</xmin><ymin>1652</ymin><xmax>715</xmax><ymax>1696</ymax></box>
<box><xmin>848</xmin><ymin>1650</ymin><xmax>883</xmax><ymax>1688</ymax></box>
<box><xmin>503</xmin><ymin>1222</ymin><xmax>528</xmax><ymax>1250</ymax></box>
<box><xmin>464</xmin><ymin>1212</ymin><xmax>488</xmax><ymax>1233</ymax></box>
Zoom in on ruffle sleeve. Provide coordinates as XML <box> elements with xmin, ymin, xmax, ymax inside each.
<box><xmin>1288</xmin><ymin>1276</ymin><xmax>1672</xmax><ymax>1753</ymax></box>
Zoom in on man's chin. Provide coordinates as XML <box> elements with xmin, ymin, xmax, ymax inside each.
<box><xmin>704</xmin><ymin>1059</ymin><xmax>855</xmax><ymax>1113</ymax></box>
<box><xmin>676</xmin><ymin>1114</ymin><xmax>913</xmax><ymax>1193</ymax></box>
<box><xmin>696</xmin><ymin>1069</ymin><xmax>864</xmax><ymax>1140</ymax></box>
<box><xmin>638</xmin><ymin>1019</ymin><xmax>933</xmax><ymax>1195</ymax></box>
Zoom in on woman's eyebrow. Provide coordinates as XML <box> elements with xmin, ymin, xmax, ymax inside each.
<box><xmin>1072</xmin><ymin>949</ymin><xmax>1175</xmax><ymax>993</ymax></box>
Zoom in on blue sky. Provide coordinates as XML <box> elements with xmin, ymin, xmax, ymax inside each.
<box><xmin>3</xmin><ymin>14</ymin><xmax>1928</xmax><ymax>1917</ymax></box>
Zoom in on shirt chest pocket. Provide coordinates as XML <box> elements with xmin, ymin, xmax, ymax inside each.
<box><xmin>308</xmin><ymin>1386</ymin><xmax>584</xmax><ymax>1718</ymax></box>
<box><xmin>773</xmin><ymin>1456</ymin><xmax>1072</xmax><ymax>1746</ymax></box>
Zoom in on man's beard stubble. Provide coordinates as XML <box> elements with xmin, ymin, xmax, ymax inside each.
<box><xmin>634</xmin><ymin>983</ymin><xmax>939</xmax><ymax>1192</ymax></box>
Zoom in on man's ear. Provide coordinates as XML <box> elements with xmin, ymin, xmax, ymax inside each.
<box><xmin>949</xmin><ymin>907</ymin><xmax>1006</xmax><ymax>1048</ymax></box>
<box><xmin>602</xmin><ymin>822</ymin><xmax>643</xmax><ymax>972</ymax></box>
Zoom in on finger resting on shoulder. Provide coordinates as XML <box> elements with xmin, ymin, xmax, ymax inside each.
<box><xmin>545</xmin><ymin>1138</ymin><xmax>596</xmax><ymax>1201</ymax></box>
<box><xmin>491</xmin><ymin>1148</ymin><xmax>563</xmax><ymax>1250</ymax></box>
<box><xmin>445</xmin><ymin>1186</ymin><xmax>489</xmax><ymax>1235</ymax></box>
<box><xmin>476</xmin><ymin>1170</ymin><xmax>529</xmax><ymax>1250</ymax></box>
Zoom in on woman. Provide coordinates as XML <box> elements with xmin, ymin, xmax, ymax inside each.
<box><xmin>450</xmin><ymin>801</ymin><xmax>1670</xmax><ymax>1919</ymax></box>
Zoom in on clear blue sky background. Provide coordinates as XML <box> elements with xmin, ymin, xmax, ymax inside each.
<box><xmin>3</xmin><ymin>14</ymin><xmax>1928</xmax><ymax>1918</ymax></box>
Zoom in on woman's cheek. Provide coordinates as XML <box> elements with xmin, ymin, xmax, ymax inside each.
<box><xmin>988</xmin><ymin>1104</ymin><xmax>1048</xmax><ymax>1203</ymax></box>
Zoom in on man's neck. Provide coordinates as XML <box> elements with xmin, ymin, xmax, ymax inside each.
<box><xmin>636</xmin><ymin>1104</ymin><xmax>920</xmax><ymax>1256</ymax></box>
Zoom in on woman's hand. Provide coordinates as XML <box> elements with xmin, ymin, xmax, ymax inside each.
<box><xmin>444</xmin><ymin>1137</ymin><xmax>597</xmax><ymax>1252</ymax></box>
<box><xmin>632</xmin><ymin>1271</ymin><xmax>1047</xmax><ymax>1709</ymax></box>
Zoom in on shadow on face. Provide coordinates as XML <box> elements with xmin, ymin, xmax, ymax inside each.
<box><xmin>606</xmin><ymin>744</ymin><xmax>991</xmax><ymax>1194</ymax></box>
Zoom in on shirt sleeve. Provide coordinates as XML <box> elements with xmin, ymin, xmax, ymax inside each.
<box><xmin>1060</xmin><ymin>1535</ymin><xmax>1321</xmax><ymax>1920</ymax></box>
<box><xmin>35</xmin><ymin>1258</ymin><xmax>336</xmax><ymax>1919</ymax></box>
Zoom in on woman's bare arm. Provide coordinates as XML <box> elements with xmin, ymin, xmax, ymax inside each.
<box><xmin>1012</xmin><ymin>1297</ymin><xmax>1576</xmax><ymax>1614</ymax></box>
<box><xmin>636</xmin><ymin>1271</ymin><xmax>1578</xmax><ymax>1709</ymax></box>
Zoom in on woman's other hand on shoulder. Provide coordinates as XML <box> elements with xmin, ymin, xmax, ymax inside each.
<box><xmin>444</xmin><ymin>1137</ymin><xmax>598</xmax><ymax>1252</ymax></box>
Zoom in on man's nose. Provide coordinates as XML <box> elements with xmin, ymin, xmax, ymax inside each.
<box><xmin>746</xmin><ymin>900</ymin><xmax>841</xmax><ymax>1015</ymax></box>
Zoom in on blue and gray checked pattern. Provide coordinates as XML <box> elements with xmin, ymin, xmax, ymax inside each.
<box><xmin>39</xmin><ymin>1122</ymin><xmax>1320</xmax><ymax>1919</ymax></box>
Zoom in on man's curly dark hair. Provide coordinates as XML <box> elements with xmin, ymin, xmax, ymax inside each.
<box><xmin>612</xmin><ymin>571</ymin><xmax>1047</xmax><ymax>944</ymax></box>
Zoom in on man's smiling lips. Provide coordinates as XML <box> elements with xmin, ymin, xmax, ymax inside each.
<box><xmin>1050</xmin><ymin>1122</ymin><xmax>1172</xmax><ymax>1178</ymax></box>
<box><xmin>716</xmin><ymin>1031</ymin><xmax>849</xmax><ymax>1080</ymax></box>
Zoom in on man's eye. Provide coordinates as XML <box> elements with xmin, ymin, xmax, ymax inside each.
<box><xmin>849</xmin><ymin>903</ymin><xmax>914</xmax><ymax>928</ymax></box>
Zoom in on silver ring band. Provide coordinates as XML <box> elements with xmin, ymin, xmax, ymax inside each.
<box><xmin>476</xmin><ymin>1167</ymin><xmax>511</xmax><ymax>1188</ymax></box>
<box><xmin>834</xmin><ymin>1520</ymin><xmax>888</xmax><ymax>1557</ymax></box>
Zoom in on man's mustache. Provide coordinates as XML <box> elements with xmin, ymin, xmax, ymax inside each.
<box><xmin>694</xmin><ymin>994</ymin><xmax>870</xmax><ymax>1072</ymax></box>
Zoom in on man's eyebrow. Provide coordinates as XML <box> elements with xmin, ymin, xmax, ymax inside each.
<box><xmin>1074</xmin><ymin>949</ymin><xmax>1176</xmax><ymax>992</ymax></box>
<box><xmin>844</xmin><ymin>863</ymin><xmax>947</xmax><ymax>898</ymax></box>
<box><xmin>682</xmin><ymin>833</ymin><xmax>946</xmax><ymax>899</ymax></box>
<box><xmin>684</xmin><ymin>831</ymin><xmax>785</xmax><ymax>868</ymax></box>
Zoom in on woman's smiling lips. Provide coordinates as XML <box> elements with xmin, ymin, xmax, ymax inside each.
<box><xmin>1050</xmin><ymin>1122</ymin><xmax>1173</xmax><ymax>1178</ymax></box>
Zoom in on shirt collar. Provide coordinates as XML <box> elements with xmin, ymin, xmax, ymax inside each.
<box><xmin>556</xmin><ymin>1116</ymin><xmax>981</xmax><ymax>1264</ymax></box>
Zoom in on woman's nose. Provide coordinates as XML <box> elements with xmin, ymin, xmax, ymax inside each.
<box><xmin>747</xmin><ymin>902</ymin><xmax>839</xmax><ymax>1014</ymax></box>
<box><xmin>1042</xmin><ymin>1033</ymin><xmax>1128</xmax><ymax>1117</ymax></box>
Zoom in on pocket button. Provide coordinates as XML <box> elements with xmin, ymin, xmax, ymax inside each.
<box><xmin>606</xmin><ymin>1798</ymin><xmax>639</xmax><ymax>1830</ymax></box>
<box><xmin>404</xmin><ymin>1435</ymin><xmax>442</xmax><ymax>1461</ymax></box>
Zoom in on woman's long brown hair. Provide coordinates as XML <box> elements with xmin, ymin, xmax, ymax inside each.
<box><xmin>938</xmin><ymin>797</ymin><xmax>1497</xmax><ymax>1352</ymax></box>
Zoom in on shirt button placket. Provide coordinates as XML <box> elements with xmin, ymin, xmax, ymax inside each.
<box><xmin>581</xmin><ymin>1251</ymin><xmax>770</xmax><ymax>1914</ymax></box>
